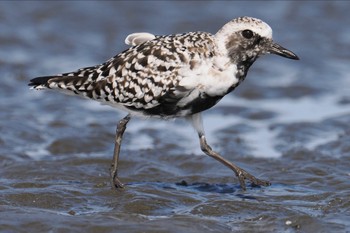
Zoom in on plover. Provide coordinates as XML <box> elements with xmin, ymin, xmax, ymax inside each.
<box><xmin>29</xmin><ymin>16</ymin><xmax>299</xmax><ymax>190</ymax></box>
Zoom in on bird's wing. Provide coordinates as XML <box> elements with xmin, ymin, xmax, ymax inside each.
<box><xmin>29</xmin><ymin>32</ymin><xmax>218</xmax><ymax>116</ymax></box>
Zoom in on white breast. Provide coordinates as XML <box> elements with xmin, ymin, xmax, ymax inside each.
<box><xmin>178</xmin><ymin>56</ymin><xmax>238</xmax><ymax>97</ymax></box>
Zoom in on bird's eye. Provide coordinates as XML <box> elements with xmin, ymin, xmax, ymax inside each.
<box><xmin>242</xmin><ymin>30</ymin><xmax>254</xmax><ymax>39</ymax></box>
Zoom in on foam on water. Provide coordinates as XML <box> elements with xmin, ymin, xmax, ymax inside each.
<box><xmin>74</xmin><ymin>87</ymin><xmax>349</xmax><ymax>159</ymax></box>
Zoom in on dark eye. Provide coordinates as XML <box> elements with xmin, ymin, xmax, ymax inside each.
<box><xmin>242</xmin><ymin>29</ymin><xmax>254</xmax><ymax>39</ymax></box>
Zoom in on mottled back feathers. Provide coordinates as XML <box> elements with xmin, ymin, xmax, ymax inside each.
<box><xmin>30</xmin><ymin>16</ymin><xmax>298</xmax><ymax>118</ymax></box>
<box><xmin>30</xmin><ymin>32</ymin><xmax>224</xmax><ymax>117</ymax></box>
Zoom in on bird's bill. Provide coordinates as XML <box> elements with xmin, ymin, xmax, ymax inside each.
<box><xmin>268</xmin><ymin>42</ymin><xmax>299</xmax><ymax>60</ymax></box>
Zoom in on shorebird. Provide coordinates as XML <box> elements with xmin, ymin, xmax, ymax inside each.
<box><xmin>29</xmin><ymin>16</ymin><xmax>299</xmax><ymax>190</ymax></box>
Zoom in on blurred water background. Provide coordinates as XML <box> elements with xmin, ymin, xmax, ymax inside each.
<box><xmin>0</xmin><ymin>1</ymin><xmax>350</xmax><ymax>232</ymax></box>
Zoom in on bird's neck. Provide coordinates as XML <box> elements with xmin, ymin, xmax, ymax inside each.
<box><xmin>225</xmin><ymin>58</ymin><xmax>255</xmax><ymax>95</ymax></box>
<box><xmin>236</xmin><ymin>58</ymin><xmax>255</xmax><ymax>82</ymax></box>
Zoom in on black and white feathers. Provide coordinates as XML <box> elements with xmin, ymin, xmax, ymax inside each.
<box><xmin>29</xmin><ymin>16</ymin><xmax>298</xmax><ymax>118</ymax></box>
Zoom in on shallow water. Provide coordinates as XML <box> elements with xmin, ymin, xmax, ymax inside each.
<box><xmin>1</xmin><ymin>1</ymin><xmax>350</xmax><ymax>232</ymax></box>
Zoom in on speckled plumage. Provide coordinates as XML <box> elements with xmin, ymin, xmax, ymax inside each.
<box><xmin>29</xmin><ymin>17</ymin><xmax>279</xmax><ymax>118</ymax></box>
<box><xmin>31</xmin><ymin>31</ymin><xmax>228</xmax><ymax>118</ymax></box>
<box><xmin>29</xmin><ymin>16</ymin><xmax>299</xmax><ymax>190</ymax></box>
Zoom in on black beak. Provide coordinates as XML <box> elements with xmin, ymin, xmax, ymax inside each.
<box><xmin>268</xmin><ymin>42</ymin><xmax>299</xmax><ymax>60</ymax></box>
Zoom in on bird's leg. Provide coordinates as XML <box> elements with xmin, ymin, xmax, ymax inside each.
<box><xmin>189</xmin><ymin>113</ymin><xmax>270</xmax><ymax>190</ymax></box>
<box><xmin>110</xmin><ymin>114</ymin><xmax>131</xmax><ymax>189</ymax></box>
<box><xmin>198</xmin><ymin>133</ymin><xmax>271</xmax><ymax>190</ymax></box>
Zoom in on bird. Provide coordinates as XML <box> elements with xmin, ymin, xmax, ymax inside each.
<box><xmin>29</xmin><ymin>16</ymin><xmax>299</xmax><ymax>191</ymax></box>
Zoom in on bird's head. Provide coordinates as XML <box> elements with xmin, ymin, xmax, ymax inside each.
<box><xmin>215</xmin><ymin>16</ymin><xmax>299</xmax><ymax>65</ymax></box>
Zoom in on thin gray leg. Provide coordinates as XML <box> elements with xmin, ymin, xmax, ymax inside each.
<box><xmin>198</xmin><ymin>133</ymin><xmax>270</xmax><ymax>190</ymax></box>
<box><xmin>110</xmin><ymin>114</ymin><xmax>131</xmax><ymax>189</ymax></box>
<box><xmin>189</xmin><ymin>113</ymin><xmax>270</xmax><ymax>190</ymax></box>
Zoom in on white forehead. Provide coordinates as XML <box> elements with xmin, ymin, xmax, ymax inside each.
<box><xmin>218</xmin><ymin>16</ymin><xmax>273</xmax><ymax>39</ymax></box>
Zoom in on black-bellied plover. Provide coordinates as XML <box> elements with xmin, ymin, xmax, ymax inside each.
<box><xmin>29</xmin><ymin>16</ymin><xmax>299</xmax><ymax>190</ymax></box>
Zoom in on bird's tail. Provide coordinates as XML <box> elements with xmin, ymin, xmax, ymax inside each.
<box><xmin>28</xmin><ymin>76</ymin><xmax>56</xmax><ymax>90</ymax></box>
<box><xmin>29</xmin><ymin>74</ymin><xmax>96</xmax><ymax>99</ymax></box>
<box><xmin>28</xmin><ymin>63</ymin><xmax>103</xmax><ymax>96</ymax></box>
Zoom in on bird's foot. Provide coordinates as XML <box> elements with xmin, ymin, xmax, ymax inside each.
<box><xmin>110</xmin><ymin>169</ymin><xmax>125</xmax><ymax>189</ymax></box>
<box><xmin>236</xmin><ymin>168</ymin><xmax>271</xmax><ymax>190</ymax></box>
<box><xmin>111</xmin><ymin>176</ymin><xmax>125</xmax><ymax>189</ymax></box>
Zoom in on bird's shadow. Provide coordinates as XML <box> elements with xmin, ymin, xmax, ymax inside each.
<box><xmin>125</xmin><ymin>180</ymin><xmax>266</xmax><ymax>199</ymax></box>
